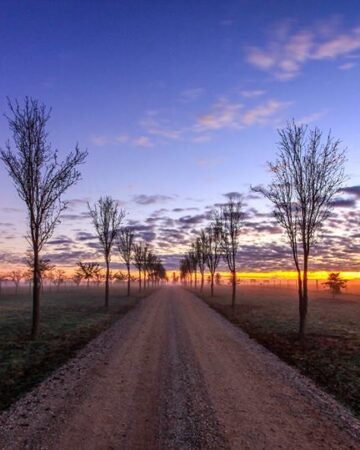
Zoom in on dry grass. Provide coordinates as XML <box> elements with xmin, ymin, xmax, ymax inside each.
<box><xmin>0</xmin><ymin>284</ymin><xmax>151</xmax><ymax>411</ymax></box>
<box><xmin>192</xmin><ymin>282</ymin><xmax>360</xmax><ymax>417</ymax></box>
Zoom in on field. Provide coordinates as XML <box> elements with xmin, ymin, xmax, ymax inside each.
<box><xmin>191</xmin><ymin>281</ymin><xmax>360</xmax><ymax>417</ymax></box>
<box><xmin>0</xmin><ymin>283</ymin><xmax>151</xmax><ymax>411</ymax></box>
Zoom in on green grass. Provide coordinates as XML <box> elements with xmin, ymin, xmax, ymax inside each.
<box><xmin>0</xmin><ymin>284</ymin><xmax>152</xmax><ymax>411</ymax></box>
<box><xmin>191</xmin><ymin>283</ymin><xmax>360</xmax><ymax>417</ymax></box>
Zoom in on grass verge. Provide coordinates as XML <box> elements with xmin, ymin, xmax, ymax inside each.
<box><xmin>0</xmin><ymin>285</ymin><xmax>152</xmax><ymax>411</ymax></box>
<box><xmin>191</xmin><ymin>284</ymin><xmax>360</xmax><ymax>417</ymax></box>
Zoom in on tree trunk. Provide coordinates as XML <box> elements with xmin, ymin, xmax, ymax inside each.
<box><xmin>231</xmin><ymin>271</ymin><xmax>236</xmax><ymax>308</ymax></box>
<box><xmin>296</xmin><ymin>267</ymin><xmax>305</xmax><ymax>338</ymax></box>
<box><xmin>31</xmin><ymin>250</ymin><xmax>41</xmax><ymax>340</ymax></box>
<box><xmin>194</xmin><ymin>270</ymin><xmax>197</xmax><ymax>288</ymax></box>
<box><xmin>211</xmin><ymin>273</ymin><xmax>214</xmax><ymax>297</ymax></box>
<box><xmin>138</xmin><ymin>269</ymin><xmax>142</xmax><ymax>291</ymax></box>
<box><xmin>300</xmin><ymin>255</ymin><xmax>309</xmax><ymax>339</ymax></box>
<box><xmin>200</xmin><ymin>272</ymin><xmax>204</xmax><ymax>292</ymax></box>
<box><xmin>105</xmin><ymin>259</ymin><xmax>110</xmax><ymax>308</ymax></box>
<box><xmin>127</xmin><ymin>263</ymin><xmax>131</xmax><ymax>296</ymax></box>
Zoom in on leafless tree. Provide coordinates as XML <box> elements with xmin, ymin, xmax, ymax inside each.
<box><xmin>117</xmin><ymin>227</ymin><xmax>135</xmax><ymax>296</ymax></box>
<box><xmin>76</xmin><ymin>261</ymin><xmax>101</xmax><ymax>288</ymax></box>
<box><xmin>25</xmin><ymin>256</ymin><xmax>55</xmax><ymax>291</ymax></box>
<box><xmin>179</xmin><ymin>255</ymin><xmax>192</xmax><ymax>284</ymax></box>
<box><xmin>214</xmin><ymin>194</ymin><xmax>243</xmax><ymax>307</ymax></box>
<box><xmin>253</xmin><ymin>122</ymin><xmax>346</xmax><ymax>338</ymax></box>
<box><xmin>205</xmin><ymin>224</ymin><xmax>222</xmax><ymax>296</ymax></box>
<box><xmin>8</xmin><ymin>270</ymin><xmax>23</xmax><ymax>294</ymax></box>
<box><xmin>88</xmin><ymin>196</ymin><xmax>125</xmax><ymax>307</ymax></box>
<box><xmin>188</xmin><ymin>244</ymin><xmax>199</xmax><ymax>287</ymax></box>
<box><xmin>142</xmin><ymin>245</ymin><xmax>152</xmax><ymax>289</ymax></box>
<box><xmin>53</xmin><ymin>269</ymin><xmax>66</xmax><ymax>291</ymax></box>
<box><xmin>195</xmin><ymin>231</ymin><xmax>208</xmax><ymax>292</ymax></box>
<box><xmin>72</xmin><ymin>272</ymin><xmax>83</xmax><ymax>287</ymax></box>
<box><xmin>0</xmin><ymin>97</ymin><xmax>87</xmax><ymax>338</ymax></box>
<box><xmin>133</xmin><ymin>242</ymin><xmax>144</xmax><ymax>291</ymax></box>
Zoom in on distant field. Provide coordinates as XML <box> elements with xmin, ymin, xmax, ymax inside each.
<box><xmin>191</xmin><ymin>282</ymin><xmax>360</xmax><ymax>417</ymax></box>
<box><xmin>0</xmin><ymin>284</ymin><xmax>151</xmax><ymax>411</ymax></box>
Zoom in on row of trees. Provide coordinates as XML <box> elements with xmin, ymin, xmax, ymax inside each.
<box><xmin>180</xmin><ymin>193</ymin><xmax>242</xmax><ymax>306</ymax></box>
<box><xmin>0</xmin><ymin>97</ymin><xmax>166</xmax><ymax>338</ymax></box>
<box><xmin>181</xmin><ymin>122</ymin><xmax>347</xmax><ymax>340</ymax></box>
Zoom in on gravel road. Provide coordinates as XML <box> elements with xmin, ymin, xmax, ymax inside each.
<box><xmin>0</xmin><ymin>286</ymin><xmax>359</xmax><ymax>449</ymax></box>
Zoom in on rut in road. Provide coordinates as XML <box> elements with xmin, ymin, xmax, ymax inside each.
<box><xmin>0</xmin><ymin>286</ymin><xmax>359</xmax><ymax>450</ymax></box>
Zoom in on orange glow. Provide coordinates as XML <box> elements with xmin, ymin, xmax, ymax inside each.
<box><xmin>1</xmin><ymin>265</ymin><xmax>360</xmax><ymax>281</ymax></box>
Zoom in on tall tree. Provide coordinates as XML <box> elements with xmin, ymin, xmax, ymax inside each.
<box><xmin>117</xmin><ymin>227</ymin><xmax>135</xmax><ymax>296</ymax></box>
<box><xmin>88</xmin><ymin>197</ymin><xmax>125</xmax><ymax>307</ymax></box>
<box><xmin>188</xmin><ymin>244</ymin><xmax>199</xmax><ymax>287</ymax></box>
<box><xmin>0</xmin><ymin>98</ymin><xmax>87</xmax><ymax>338</ymax></box>
<box><xmin>253</xmin><ymin>122</ymin><xmax>346</xmax><ymax>338</ymax></box>
<box><xmin>215</xmin><ymin>194</ymin><xmax>243</xmax><ymax>307</ymax></box>
<box><xmin>205</xmin><ymin>224</ymin><xmax>222</xmax><ymax>296</ymax></box>
<box><xmin>196</xmin><ymin>231</ymin><xmax>208</xmax><ymax>292</ymax></box>
<box><xmin>133</xmin><ymin>242</ymin><xmax>145</xmax><ymax>291</ymax></box>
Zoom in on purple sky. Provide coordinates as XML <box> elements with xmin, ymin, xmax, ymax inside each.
<box><xmin>0</xmin><ymin>1</ymin><xmax>359</xmax><ymax>272</ymax></box>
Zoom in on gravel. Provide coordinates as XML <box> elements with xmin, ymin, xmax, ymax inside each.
<box><xmin>0</xmin><ymin>286</ymin><xmax>359</xmax><ymax>449</ymax></box>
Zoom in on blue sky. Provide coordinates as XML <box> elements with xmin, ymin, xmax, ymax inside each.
<box><xmin>0</xmin><ymin>1</ymin><xmax>360</xmax><ymax>271</ymax></box>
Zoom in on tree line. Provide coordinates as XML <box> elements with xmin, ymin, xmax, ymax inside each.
<box><xmin>0</xmin><ymin>97</ymin><xmax>166</xmax><ymax>339</ymax></box>
<box><xmin>180</xmin><ymin>121</ymin><xmax>347</xmax><ymax>341</ymax></box>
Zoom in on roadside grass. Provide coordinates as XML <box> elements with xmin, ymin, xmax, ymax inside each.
<box><xmin>191</xmin><ymin>283</ymin><xmax>360</xmax><ymax>417</ymax></box>
<box><xmin>0</xmin><ymin>284</ymin><xmax>152</xmax><ymax>411</ymax></box>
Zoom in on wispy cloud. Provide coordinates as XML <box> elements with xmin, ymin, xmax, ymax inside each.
<box><xmin>246</xmin><ymin>20</ymin><xmax>360</xmax><ymax>80</ymax></box>
<box><xmin>196</xmin><ymin>98</ymin><xmax>290</xmax><ymax>131</ymax></box>
<box><xmin>132</xmin><ymin>194</ymin><xmax>174</xmax><ymax>205</ymax></box>
<box><xmin>133</xmin><ymin>136</ymin><xmax>153</xmax><ymax>147</ymax></box>
<box><xmin>196</xmin><ymin>99</ymin><xmax>243</xmax><ymax>130</ymax></box>
<box><xmin>89</xmin><ymin>134</ymin><xmax>153</xmax><ymax>147</ymax></box>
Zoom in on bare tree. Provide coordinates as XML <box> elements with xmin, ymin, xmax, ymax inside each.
<box><xmin>214</xmin><ymin>194</ymin><xmax>243</xmax><ymax>307</ymax></box>
<box><xmin>117</xmin><ymin>227</ymin><xmax>135</xmax><ymax>296</ymax></box>
<box><xmin>253</xmin><ymin>122</ymin><xmax>346</xmax><ymax>338</ymax></box>
<box><xmin>8</xmin><ymin>270</ymin><xmax>23</xmax><ymax>295</ymax></box>
<box><xmin>188</xmin><ymin>245</ymin><xmax>199</xmax><ymax>287</ymax></box>
<box><xmin>0</xmin><ymin>97</ymin><xmax>87</xmax><ymax>338</ymax></box>
<box><xmin>133</xmin><ymin>242</ymin><xmax>144</xmax><ymax>291</ymax></box>
<box><xmin>72</xmin><ymin>272</ymin><xmax>83</xmax><ymax>287</ymax></box>
<box><xmin>88</xmin><ymin>196</ymin><xmax>125</xmax><ymax>307</ymax></box>
<box><xmin>53</xmin><ymin>269</ymin><xmax>66</xmax><ymax>291</ymax></box>
<box><xmin>205</xmin><ymin>224</ymin><xmax>222</xmax><ymax>296</ymax></box>
<box><xmin>195</xmin><ymin>231</ymin><xmax>208</xmax><ymax>292</ymax></box>
<box><xmin>76</xmin><ymin>261</ymin><xmax>101</xmax><ymax>288</ymax></box>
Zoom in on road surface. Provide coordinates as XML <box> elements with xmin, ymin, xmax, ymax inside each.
<box><xmin>0</xmin><ymin>286</ymin><xmax>359</xmax><ymax>449</ymax></box>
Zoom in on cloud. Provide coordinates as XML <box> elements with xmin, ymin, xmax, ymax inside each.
<box><xmin>338</xmin><ymin>62</ymin><xmax>356</xmax><ymax>70</ymax></box>
<box><xmin>196</xmin><ymin>98</ymin><xmax>290</xmax><ymax>131</ymax></box>
<box><xmin>241</xmin><ymin>100</ymin><xmax>290</xmax><ymax>126</ymax></box>
<box><xmin>132</xmin><ymin>194</ymin><xmax>174</xmax><ymax>205</ymax></box>
<box><xmin>340</xmin><ymin>185</ymin><xmax>360</xmax><ymax>198</ymax></box>
<box><xmin>246</xmin><ymin>20</ymin><xmax>360</xmax><ymax>80</ymax></box>
<box><xmin>197</xmin><ymin>99</ymin><xmax>243</xmax><ymax>130</ymax></box>
<box><xmin>133</xmin><ymin>136</ymin><xmax>153</xmax><ymax>147</ymax></box>
<box><xmin>140</xmin><ymin>112</ymin><xmax>184</xmax><ymax>141</ymax></box>
<box><xmin>296</xmin><ymin>110</ymin><xmax>328</xmax><ymax>124</ymax></box>
<box><xmin>89</xmin><ymin>133</ymin><xmax>152</xmax><ymax>148</ymax></box>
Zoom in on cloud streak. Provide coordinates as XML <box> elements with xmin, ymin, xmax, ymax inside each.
<box><xmin>246</xmin><ymin>20</ymin><xmax>360</xmax><ymax>80</ymax></box>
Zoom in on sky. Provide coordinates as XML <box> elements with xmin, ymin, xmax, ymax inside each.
<box><xmin>0</xmin><ymin>0</ymin><xmax>359</xmax><ymax>273</ymax></box>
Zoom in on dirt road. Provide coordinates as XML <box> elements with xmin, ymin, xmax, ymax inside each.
<box><xmin>0</xmin><ymin>287</ymin><xmax>359</xmax><ymax>449</ymax></box>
